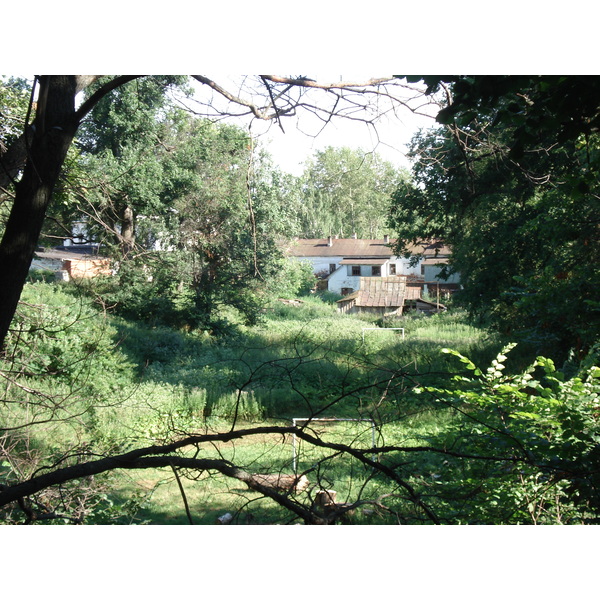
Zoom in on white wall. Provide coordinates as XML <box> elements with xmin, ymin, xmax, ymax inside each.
<box><xmin>297</xmin><ymin>256</ymin><xmax>343</xmax><ymax>277</ymax></box>
<box><xmin>389</xmin><ymin>259</ymin><xmax>421</xmax><ymax>277</ymax></box>
<box><xmin>328</xmin><ymin>269</ymin><xmax>360</xmax><ymax>295</ymax></box>
<box><xmin>295</xmin><ymin>255</ymin><xmax>425</xmax><ymax>295</ymax></box>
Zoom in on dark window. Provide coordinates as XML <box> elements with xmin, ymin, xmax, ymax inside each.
<box><xmin>372</xmin><ymin>266</ymin><xmax>381</xmax><ymax>277</ymax></box>
<box><xmin>341</xmin><ymin>287</ymin><xmax>353</xmax><ymax>296</ymax></box>
<box><xmin>329</xmin><ymin>263</ymin><xmax>336</xmax><ymax>274</ymax></box>
<box><xmin>352</xmin><ymin>266</ymin><xmax>361</xmax><ymax>276</ymax></box>
<box><xmin>389</xmin><ymin>263</ymin><xmax>396</xmax><ymax>275</ymax></box>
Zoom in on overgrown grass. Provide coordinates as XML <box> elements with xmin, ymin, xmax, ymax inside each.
<box><xmin>3</xmin><ymin>282</ymin><xmax>514</xmax><ymax>524</ymax></box>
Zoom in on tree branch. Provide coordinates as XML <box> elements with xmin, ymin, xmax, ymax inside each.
<box><xmin>74</xmin><ymin>76</ymin><xmax>142</xmax><ymax>122</ymax></box>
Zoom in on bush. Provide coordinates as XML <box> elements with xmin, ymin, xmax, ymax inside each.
<box><xmin>417</xmin><ymin>344</ymin><xmax>600</xmax><ymax>523</ymax></box>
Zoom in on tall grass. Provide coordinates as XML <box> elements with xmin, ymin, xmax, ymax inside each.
<box><xmin>4</xmin><ymin>282</ymin><xmax>505</xmax><ymax>524</ymax></box>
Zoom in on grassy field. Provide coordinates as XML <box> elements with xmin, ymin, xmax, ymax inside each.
<box><xmin>2</xmin><ymin>284</ymin><xmax>514</xmax><ymax>524</ymax></box>
<box><xmin>100</xmin><ymin>298</ymin><xmax>504</xmax><ymax>524</ymax></box>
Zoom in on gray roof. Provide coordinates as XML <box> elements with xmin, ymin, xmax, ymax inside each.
<box><xmin>34</xmin><ymin>246</ymin><xmax>106</xmax><ymax>261</ymax></box>
<box><xmin>287</xmin><ymin>238</ymin><xmax>396</xmax><ymax>258</ymax></box>
<box><xmin>286</xmin><ymin>238</ymin><xmax>451</xmax><ymax>259</ymax></box>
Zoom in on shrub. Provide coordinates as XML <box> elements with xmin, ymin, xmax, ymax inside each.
<box><xmin>417</xmin><ymin>344</ymin><xmax>600</xmax><ymax>523</ymax></box>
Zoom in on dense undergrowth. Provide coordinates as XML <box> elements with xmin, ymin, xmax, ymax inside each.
<box><xmin>1</xmin><ymin>281</ymin><xmax>599</xmax><ymax>524</ymax></box>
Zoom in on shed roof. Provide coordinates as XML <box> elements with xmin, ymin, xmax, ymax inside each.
<box><xmin>337</xmin><ymin>277</ymin><xmax>407</xmax><ymax>308</ymax></box>
<box><xmin>34</xmin><ymin>246</ymin><xmax>106</xmax><ymax>261</ymax></box>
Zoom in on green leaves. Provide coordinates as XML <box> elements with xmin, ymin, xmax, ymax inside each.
<box><xmin>300</xmin><ymin>146</ymin><xmax>408</xmax><ymax>238</ymax></box>
<box><xmin>417</xmin><ymin>342</ymin><xmax>600</xmax><ymax>522</ymax></box>
<box><xmin>441</xmin><ymin>347</ymin><xmax>483</xmax><ymax>377</ymax></box>
<box><xmin>392</xmin><ymin>76</ymin><xmax>600</xmax><ymax>359</ymax></box>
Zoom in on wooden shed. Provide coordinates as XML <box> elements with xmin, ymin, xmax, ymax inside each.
<box><xmin>336</xmin><ymin>276</ymin><xmax>447</xmax><ymax>316</ymax></box>
<box><xmin>336</xmin><ymin>276</ymin><xmax>408</xmax><ymax>316</ymax></box>
<box><xmin>31</xmin><ymin>247</ymin><xmax>112</xmax><ymax>280</ymax></box>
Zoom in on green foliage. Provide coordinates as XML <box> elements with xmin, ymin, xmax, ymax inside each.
<box><xmin>266</xmin><ymin>258</ymin><xmax>316</xmax><ymax>299</ymax></box>
<box><xmin>73</xmin><ymin>107</ymin><xmax>303</xmax><ymax>329</ymax></box>
<box><xmin>68</xmin><ymin>77</ymin><xmax>190</xmax><ymax>253</ymax></box>
<box><xmin>0</xmin><ymin>76</ymin><xmax>31</xmax><ymax>152</ymax></box>
<box><xmin>82</xmin><ymin>252</ymin><xmax>204</xmax><ymax>329</ymax></box>
<box><xmin>6</xmin><ymin>283</ymin><xmax>133</xmax><ymax>386</ymax></box>
<box><xmin>389</xmin><ymin>76</ymin><xmax>600</xmax><ymax>359</ymax></box>
<box><xmin>300</xmin><ymin>146</ymin><xmax>409</xmax><ymax>238</ymax></box>
<box><xmin>417</xmin><ymin>344</ymin><xmax>600</xmax><ymax>523</ymax></box>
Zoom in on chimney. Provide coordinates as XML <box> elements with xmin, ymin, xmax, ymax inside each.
<box><xmin>327</xmin><ymin>236</ymin><xmax>333</xmax><ymax>247</ymax></box>
<box><xmin>352</xmin><ymin>232</ymin><xmax>357</xmax><ymax>239</ymax></box>
<box><xmin>383</xmin><ymin>234</ymin><xmax>390</xmax><ymax>244</ymax></box>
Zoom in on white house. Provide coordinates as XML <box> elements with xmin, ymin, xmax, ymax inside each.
<box><xmin>285</xmin><ymin>236</ymin><xmax>458</xmax><ymax>297</ymax></box>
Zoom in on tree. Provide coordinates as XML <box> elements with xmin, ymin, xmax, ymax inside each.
<box><xmin>389</xmin><ymin>76</ymin><xmax>600</xmax><ymax>358</ymax></box>
<box><xmin>73</xmin><ymin>76</ymin><xmax>188</xmax><ymax>255</ymax></box>
<box><xmin>0</xmin><ymin>75</ymin><xmax>434</xmax><ymax>351</ymax></box>
<box><xmin>299</xmin><ymin>146</ymin><xmax>408</xmax><ymax>238</ymax></box>
<box><xmin>158</xmin><ymin>115</ymin><xmax>283</xmax><ymax>325</ymax></box>
<box><xmin>0</xmin><ymin>76</ymin><xmax>139</xmax><ymax>351</ymax></box>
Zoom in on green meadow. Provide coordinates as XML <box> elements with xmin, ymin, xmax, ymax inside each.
<box><xmin>4</xmin><ymin>282</ymin><xmax>596</xmax><ymax>525</ymax></box>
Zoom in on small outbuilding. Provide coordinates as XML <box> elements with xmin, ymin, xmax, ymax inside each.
<box><xmin>30</xmin><ymin>246</ymin><xmax>112</xmax><ymax>280</ymax></box>
<box><xmin>336</xmin><ymin>276</ymin><xmax>446</xmax><ymax>316</ymax></box>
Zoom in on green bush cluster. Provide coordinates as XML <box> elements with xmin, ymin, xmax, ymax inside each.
<box><xmin>413</xmin><ymin>344</ymin><xmax>600</xmax><ymax>523</ymax></box>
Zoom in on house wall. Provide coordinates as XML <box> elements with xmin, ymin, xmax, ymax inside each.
<box><xmin>328</xmin><ymin>270</ymin><xmax>361</xmax><ymax>295</ymax></box>
<box><xmin>295</xmin><ymin>252</ymin><xmax>426</xmax><ymax>296</ymax></box>
<box><xmin>296</xmin><ymin>256</ymin><xmax>343</xmax><ymax>277</ymax></box>
<box><xmin>381</xmin><ymin>256</ymin><xmax>421</xmax><ymax>277</ymax></box>
<box><xmin>328</xmin><ymin>259</ymin><xmax>422</xmax><ymax>295</ymax></box>
<box><xmin>423</xmin><ymin>264</ymin><xmax>461</xmax><ymax>284</ymax></box>
<box><xmin>298</xmin><ymin>256</ymin><xmax>421</xmax><ymax>277</ymax></box>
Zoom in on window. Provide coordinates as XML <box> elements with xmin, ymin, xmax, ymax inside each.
<box><xmin>389</xmin><ymin>263</ymin><xmax>397</xmax><ymax>275</ymax></box>
<box><xmin>372</xmin><ymin>266</ymin><xmax>381</xmax><ymax>277</ymax></box>
<box><xmin>352</xmin><ymin>266</ymin><xmax>361</xmax><ymax>276</ymax></box>
<box><xmin>329</xmin><ymin>263</ymin><xmax>336</xmax><ymax>274</ymax></box>
<box><xmin>341</xmin><ymin>287</ymin><xmax>353</xmax><ymax>296</ymax></box>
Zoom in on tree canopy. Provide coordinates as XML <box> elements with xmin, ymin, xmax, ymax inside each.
<box><xmin>390</xmin><ymin>75</ymin><xmax>600</xmax><ymax>359</ymax></box>
<box><xmin>298</xmin><ymin>146</ymin><xmax>408</xmax><ymax>238</ymax></box>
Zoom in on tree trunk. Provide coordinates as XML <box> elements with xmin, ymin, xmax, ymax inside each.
<box><xmin>120</xmin><ymin>204</ymin><xmax>135</xmax><ymax>255</ymax></box>
<box><xmin>0</xmin><ymin>76</ymin><xmax>79</xmax><ymax>350</ymax></box>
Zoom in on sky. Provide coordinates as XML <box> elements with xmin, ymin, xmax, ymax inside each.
<box><xmin>184</xmin><ymin>75</ymin><xmax>440</xmax><ymax>176</ymax></box>
<box><xmin>257</xmin><ymin>103</ymin><xmax>436</xmax><ymax>175</ymax></box>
